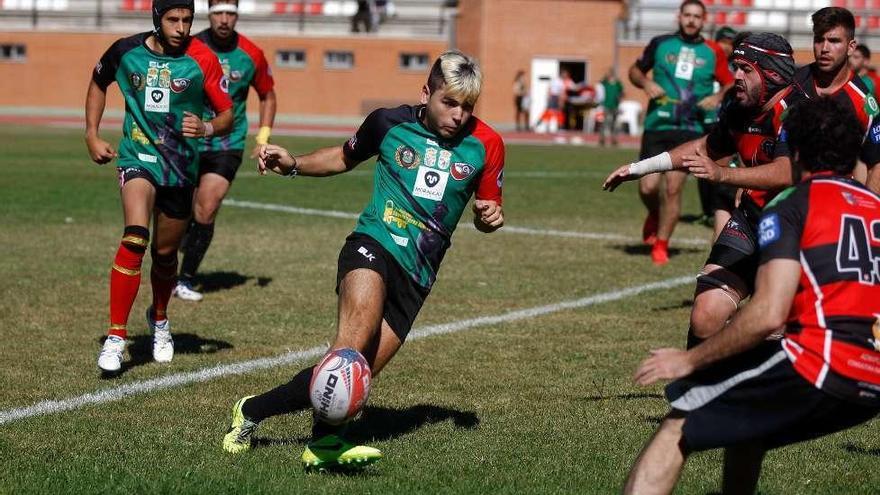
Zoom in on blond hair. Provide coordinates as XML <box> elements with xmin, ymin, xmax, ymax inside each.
<box><xmin>427</xmin><ymin>50</ymin><xmax>482</xmax><ymax>106</ymax></box>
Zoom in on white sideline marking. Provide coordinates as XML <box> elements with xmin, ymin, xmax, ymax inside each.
<box><xmin>222</xmin><ymin>199</ymin><xmax>709</xmax><ymax>246</ymax></box>
<box><xmin>0</xmin><ymin>275</ymin><xmax>693</xmax><ymax>425</ymax></box>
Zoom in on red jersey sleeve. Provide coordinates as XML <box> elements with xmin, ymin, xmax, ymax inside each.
<box><xmin>239</xmin><ymin>35</ymin><xmax>275</xmax><ymax>98</ymax></box>
<box><xmin>707</xmin><ymin>40</ymin><xmax>734</xmax><ymax>87</ymax></box>
<box><xmin>187</xmin><ymin>38</ymin><xmax>233</xmax><ymax>114</ymax></box>
<box><xmin>472</xmin><ymin>118</ymin><xmax>505</xmax><ymax>205</ymax></box>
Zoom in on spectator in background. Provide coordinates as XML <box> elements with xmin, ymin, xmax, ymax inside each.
<box><xmin>599</xmin><ymin>68</ymin><xmax>624</xmax><ymax>146</ymax></box>
<box><xmin>513</xmin><ymin>70</ymin><xmax>529</xmax><ymax>131</ymax></box>
<box><xmin>352</xmin><ymin>0</ymin><xmax>376</xmax><ymax>33</ymax></box>
<box><xmin>560</xmin><ymin>69</ymin><xmax>578</xmax><ymax>129</ymax></box>
<box><xmin>850</xmin><ymin>44</ymin><xmax>879</xmax><ymax>97</ymax></box>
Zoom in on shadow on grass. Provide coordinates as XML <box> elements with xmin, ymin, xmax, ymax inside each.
<box><xmin>252</xmin><ymin>403</ymin><xmax>480</xmax><ymax>449</ymax></box>
<box><xmin>614</xmin><ymin>244</ymin><xmax>704</xmax><ymax>257</ymax></box>
<box><xmin>192</xmin><ymin>271</ymin><xmax>273</xmax><ymax>294</ymax></box>
<box><xmin>842</xmin><ymin>442</ymin><xmax>880</xmax><ymax>457</ymax></box>
<box><xmin>98</xmin><ymin>333</ymin><xmax>233</xmax><ymax>378</ymax></box>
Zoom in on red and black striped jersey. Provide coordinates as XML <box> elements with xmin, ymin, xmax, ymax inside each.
<box><xmin>791</xmin><ymin>64</ymin><xmax>880</xmax><ymax>167</ymax></box>
<box><xmin>758</xmin><ymin>174</ymin><xmax>880</xmax><ymax>405</ymax></box>
<box><xmin>706</xmin><ymin>85</ymin><xmax>807</xmax><ymax>209</ymax></box>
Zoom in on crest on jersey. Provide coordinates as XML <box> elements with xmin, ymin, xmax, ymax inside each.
<box><xmin>130</xmin><ymin>72</ymin><xmax>145</xmax><ymax>91</ymax></box>
<box><xmin>229</xmin><ymin>70</ymin><xmax>243</xmax><ymax>82</ymax></box>
<box><xmin>866</xmin><ymin>94</ymin><xmax>880</xmax><ymax>118</ymax></box>
<box><xmin>394</xmin><ymin>145</ymin><xmax>420</xmax><ymax>169</ymax></box>
<box><xmin>451</xmin><ymin>162</ymin><xmax>476</xmax><ymax>181</ymax></box>
<box><xmin>170</xmin><ymin>78</ymin><xmax>191</xmax><ymax>93</ymax></box>
<box><xmin>220</xmin><ymin>75</ymin><xmax>230</xmax><ymax>94</ymax></box>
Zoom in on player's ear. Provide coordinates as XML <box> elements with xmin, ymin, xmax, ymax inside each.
<box><xmin>420</xmin><ymin>84</ymin><xmax>430</xmax><ymax>105</ymax></box>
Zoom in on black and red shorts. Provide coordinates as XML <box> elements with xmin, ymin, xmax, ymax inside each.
<box><xmin>704</xmin><ymin>200</ymin><xmax>762</xmax><ymax>294</ymax></box>
<box><xmin>667</xmin><ymin>341</ymin><xmax>880</xmax><ymax>453</ymax></box>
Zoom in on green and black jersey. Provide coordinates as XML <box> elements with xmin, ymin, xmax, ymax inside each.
<box><xmin>92</xmin><ymin>32</ymin><xmax>232</xmax><ymax>187</ymax></box>
<box><xmin>635</xmin><ymin>32</ymin><xmax>733</xmax><ymax>133</ymax></box>
<box><xmin>194</xmin><ymin>30</ymin><xmax>274</xmax><ymax>152</ymax></box>
<box><xmin>343</xmin><ymin>105</ymin><xmax>505</xmax><ymax>290</ymax></box>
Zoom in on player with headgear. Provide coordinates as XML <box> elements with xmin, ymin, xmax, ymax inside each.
<box><xmin>604</xmin><ymin>32</ymin><xmax>804</xmax><ymax>351</ymax></box>
<box><xmin>86</xmin><ymin>0</ymin><xmax>232</xmax><ymax>374</ymax></box>
<box><xmin>173</xmin><ymin>0</ymin><xmax>277</xmax><ymax>302</ymax></box>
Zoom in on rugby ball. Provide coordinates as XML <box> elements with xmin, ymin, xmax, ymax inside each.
<box><xmin>309</xmin><ymin>348</ymin><xmax>372</xmax><ymax>425</ymax></box>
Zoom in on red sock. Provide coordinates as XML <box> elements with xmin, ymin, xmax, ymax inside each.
<box><xmin>654</xmin><ymin>239</ymin><xmax>669</xmax><ymax>251</ymax></box>
<box><xmin>109</xmin><ymin>227</ymin><xmax>149</xmax><ymax>338</ymax></box>
<box><xmin>150</xmin><ymin>250</ymin><xmax>178</xmax><ymax>321</ymax></box>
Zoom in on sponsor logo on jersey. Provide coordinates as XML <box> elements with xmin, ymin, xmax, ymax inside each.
<box><xmin>220</xmin><ymin>75</ymin><xmax>230</xmax><ymax>93</ymax></box>
<box><xmin>451</xmin><ymin>162</ymin><xmax>476</xmax><ymax>181</ymax></box>
<box><xmin>357</xmin><ymin>246</ymin><xmax>376</xmax><ymax>262</ymax></box>
<box><xmin>497</xmin><ymin>169</ymin><xmax>504</xmax><ymax>188</ymax></box>
<box><xmin>413</xmin><ymin>166</ymin><xmax>449</xmax><ymax>201</ymax></box>
<box><xmin>395</xmin><ymin>145</ymin><xmax>420</xmax><ymax>169</ymax></box>
<box><xmin>95</xmin><ymin>61</ymin><xmax>103</xmax><ymax>74</ymax></box>
<box><xmin>758</xmin><ymin>213</ymin><xmax>781</xmax><ymax>248</ymax></box>
<box><xmin>229</xmin><ymin>70</ymin><xmax>243</xmax><ymax>82</ymax></box>
<box><xmin>760</xmin><ymin>139</ymin><xmax>776</xmax><ymax>158</ymax></box>
<box><xmin>871</xmin><ymin>123</ymin><xmax>880</xmax><ymax>145</ymax></box>
<box><xmin>426</xmin><ymin>138</ymin><xmax>439</xmax><ymax>146</ymax></box>
<box><xmin>145</xmin><ymin>88</ymin><xmax>170</xmax><ymax>113</ymax></box>
<box><xmin>866</xmin><ymin>94</ymin><xmax>880</xmax><ymax>117</ymax></box>
<box><xmin>170</xmin><ymin>78</ymin><xmax>191</xmax><ymax>93</ymax></box>
<box><xmin>383</xmin><ymin>200</ymin><xmax>426</xmax><ymax>230</ymax></box>
<box><xmin>347</xmin><ymin>135</ymin><xmax>357</xmax><ymax>150</ymax></box>
<box><xmin>130</xmin><ymin>72</ymin><xmax>145</xmax><ymax>91</ymax></box>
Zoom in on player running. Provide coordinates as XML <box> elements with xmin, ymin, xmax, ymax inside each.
<box><xmin>174</xmin><ymin>0</ymin><xmax>277</xmax><ymax>302</ymax></box>
<box><xmin>628</xmin><ymin>0</ymin><xmax>733</xmax><ymax>264</ymax></box>
<box><xmin>624</xmin><ymin>97</ymin><xmax>880</xmax><ymax>495</ymax></box>
<box><xmin>85</xmin><ymin>0</ymin><xmax>232</xmax><ymax>374</ymax></box>
<box><xmin>604</xmin><ymin>32</ymin><xmax>801</xmax><ymax>349</ymax></box>
<box><xmin>220</xmin><ymin>50</ymin><xmax>505</xmax><ymax>469</ymax></box>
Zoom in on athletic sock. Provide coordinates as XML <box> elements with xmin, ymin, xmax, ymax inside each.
<box><xmin>242</xmin><ymin>367</ymin><xmax>313</xmax><ymax>422</ymax></box>
<box><xmin>312</xmin><ymin>416</ymin><xmax>347</xmax><ymax>439</ymax></box>
<box><xmin>179</xmin><ymin>221</ymin><xmax>215</xmax><ymax>282</ymax></box>
<box><xmin>150</xmin><ymin>248</ymin><xmax>178</xmax><ymax>322</ymax></box>
<box><xmin>109</xmin><ymin>226</ymin><xmax>149</xmax><ymax>339</ymax></box>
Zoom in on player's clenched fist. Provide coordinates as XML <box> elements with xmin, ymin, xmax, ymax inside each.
<box><xmin>182</xmin><ymin>111</ymin><xmax>210</xmax><ymax>138</ymax></box>
<box><xmin>473</xmin><ymin>199</ymin><xmax>503</xmax><ymax>232</ymax></box>
<box><xmin>85</xmin><ymin>135</ymin><xmax>117</xmax><ymax>165</ymax></box>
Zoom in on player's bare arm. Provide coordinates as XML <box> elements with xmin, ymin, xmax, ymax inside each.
<box><xmin>634</xmin><ymin>258</ymin><xmax>800</xmax><ymax>385</ymax></box>
<box><xmin>250</xmin><ymin>89</ymin><xmax>277</xmax><ymax>158</ymax></box>
<box><xmin>697</xmin><ymin>82</ymin><xmax>733</xmax><ymax>111</ymax></box>
<box><xmin>628</xmin><ymin>64</ymin><xmax>666</xmax><ymax>100</ymax></box>
<box><xmin>473</xmin><ymin>200</ymin><xmax>503</xmax><ymax>233</ymax></box>
<box><xmin>688</xmin><ymin>154</ymin><xmax>793</xmax><ymax>189</ymax></box>
<box><xmin>258</xmin><ymin>144</ymin><xmax>357</xmax><ymax>177</ymax></box>
<box><xmin>603</xmin><ymin>135</ymin><xmax>733</xmax><ymax>191</ymax></box>
<box><xmin>84</xmin><ymin>80</ymin><xmax>117</xmax><ymax>164</ymax></box>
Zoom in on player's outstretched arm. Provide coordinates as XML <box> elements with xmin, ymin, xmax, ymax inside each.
<box><xmin>473</xmin><ymin>200</ymin><xmax>503</xmax><ymax>233</ymax></box>
<box><xmin>688</xmin><ymin>154</ymin><xmax>793</xmax><ymax>189</ymax></box>
<box><xmin>634</xmin><ymin>258</ymin><xmax>799</xmax><ymax>386</ymax></box>
<box><xmin>250</xmin><ymin>90</ymin><xmax>278</xmax><ymax>159</ymax></box>
<box><xmin>84</xmin><ymin>80</ymin><xmax>117</xmax><ymax>165</ymax></box>
<box><xmin>258</xmin><ymin>144</ymin><xmax>358</xmax><ymax>177</ymax></box>
<box><xmin>602</xmin><ymin>135</ymin><xmax>717</xmax><ymax>191</ymax></box>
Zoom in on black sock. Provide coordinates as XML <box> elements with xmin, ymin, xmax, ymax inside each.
<box><xmin>179</xmin><ymin>221</ymin><xmax>214</xmax><ymax>281</ymax></box>
<box><xmin>686</xmin><ymin>328</ymin><xmax>705</xmax><ymax>349</ymax></box>
<box><xmin>312</xmin><ymin>416</ymin><xmax>347</xmax><ymax>439</ymax></box>
<box><xmin>243</xmin><ymin>367</ymin><xmax>313</xmax><ymax>422</ymax></box>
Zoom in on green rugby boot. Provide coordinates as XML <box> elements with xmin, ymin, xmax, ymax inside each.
<box><xmin>301</xmin><ymin>434</ymin><xmax>382</xmax><ymax>470</ymax></box>
<box><xmin>222</xmin><ymin>395</ymin><xmax>258</xmax><ymax>454</ymax></box>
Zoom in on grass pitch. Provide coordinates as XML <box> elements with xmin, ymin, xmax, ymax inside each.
<box><xmin>0</xmin><ymin>125</ymin><xmax>878</xmax><ymax>494</ymax></box>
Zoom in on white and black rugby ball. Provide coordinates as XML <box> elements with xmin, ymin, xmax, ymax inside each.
<box><xmin>309</xmin><ymin>348</ymin><xmax>372</xmax><ymax>425</ymax></box>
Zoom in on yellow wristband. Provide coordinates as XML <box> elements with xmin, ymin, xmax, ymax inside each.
<box><xmin>255</xmin><ymin>126</ymin><xmax>272</xmax><ymax>145</ymax></box>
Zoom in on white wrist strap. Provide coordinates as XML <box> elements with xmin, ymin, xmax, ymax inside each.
<box><xmin>204</xmin><ymin>122</ymin><xmax>214</xmax><ymax>138</ymax></box>
<box><xmin>628</xmin><ymin>151</ymin><xmax>673</xmax><ymax>176</ymax></box>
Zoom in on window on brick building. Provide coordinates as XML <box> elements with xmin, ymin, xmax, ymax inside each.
<box><xmin>276</xmin><ymin>50</ymin><xmax>306</xmax><ymax>69</ymax></box>
<box><xmin>324</xmin><ymin>51</ymin><xmax>354</xmax><ymax>70</ymax></box>
<box><xmin>0</xmin><ymin>44</ymin><xmax>26</xmax><ymax>62</ymax></box>
<box><xmin>399</xmin><ymin>53</ymin><xmax>429</xmax><ymax>71</ymax></box>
